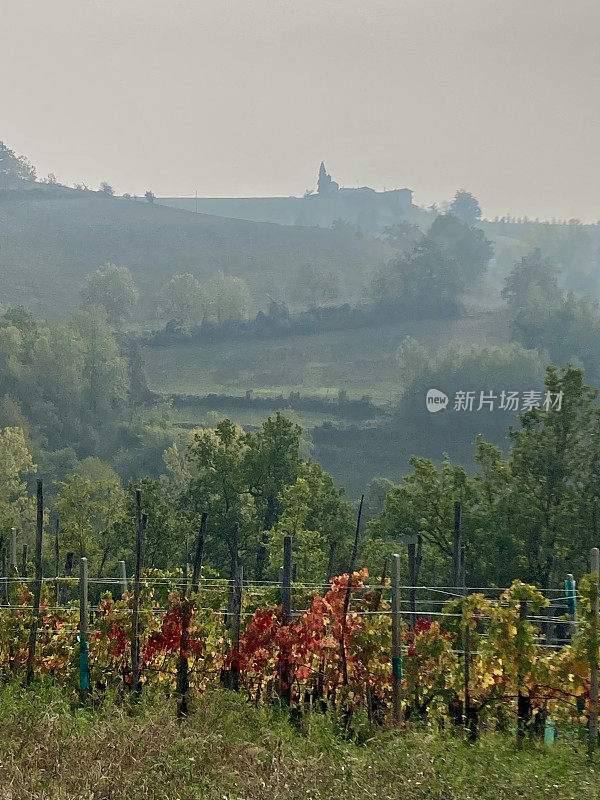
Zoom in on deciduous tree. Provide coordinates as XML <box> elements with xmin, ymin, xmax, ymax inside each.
<box><xmin>80</xmin><ymin>264</ymin><xmax>139</xmax><ymax>326</ymax></box>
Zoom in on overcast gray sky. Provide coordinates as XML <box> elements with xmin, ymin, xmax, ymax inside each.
<box><xmin>2</xmin><ymin>0</ymin><xmax>599</xmax><ymax>220</ymax></box>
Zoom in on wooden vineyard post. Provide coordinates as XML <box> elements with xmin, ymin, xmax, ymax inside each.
<box><xmin>461</xmin><ymin>544</ymin><xmax>474</xmax><ymax>739</ymax></box>
<box><xmin>119</xmin><ymin>560</ymin><xmax>128</xmax><ymax>598</ymax></box>
<box><xmin>565</xmin><ymin>572</ymin><xmax>577</xmax><ymax>639</ymax></box>
<box><xmin>64</xmin><ymin>552</ymin><xmax>73</xmax><ymax>604</ymax></box>
<box><xmin>391</xmin><ymin>553</ymin><xmax>403</xmax><ymax>724</ymax></box>
<box><xmin>182</xmin><ymin>561</ymin><xmax>188</xmax><ymax>594</ymax></box>
<box><xmin>21</xmin><ymin>544</ymin><xmax>28</xmax><ymax>579</ymax></box>
<box><xmin>280</xmin><ymin>535</ymin><xmax>292</xmax><ymax>705</ymax></box>
<box><xmin>1</xmin><ymin>547</ymin><xmax>8</xmax><ymax>606</ymax></box>
<box><xmin>516</xmin><ymin>600</ymin><xmax>529</xmax><ymax>747</ymax></box>
<box><xmin>191</xmin><ymin>512</ymin><xmax>207</xmax><ymax>595</ymax></box>
<box><xmin>589</xmin><ymin>547</ymin><xmax>600</xmax><ymax>753</ymax></box>
<box><xmin>26</xmin><ymin>479</ymin><xmax>44</xmax><ymax>686</ymax></box>
<box><xmin>340</xmin><ymin>495</ymin><xmax>364</xmax><ymax>687</ymax></box>
<box><xmin>398</xmin><ymin>532</ymin><xmax>418</xmax><ymax>714</ymax></box>
<box><xmin>9</xmin><ymin>527</ymin><xmax>18</xmax><ymax>606</ymax></box>
<box><xmin>281</xmin><ymin>535</ymin><xmax>292</xmax><ymax>622</ymax></box>
<box><xmin>323</xmin><ymin>541</ymin><xmax>335</xmax><ymax>597</ymax></box>
<box><xmin>131</xmin><ymin>490</ymin><xmax>147</xmax><ymax>695</ymax></box>
<box><xmin>459</xmin><ymin>543</ymin><xmax>467</xmax><ymax>594</ymax></box>
<box><xmin>231</xmin><ymin>564</ymin><xmax>243</xmax><ymax>692</ymax></box>
<box><xmin>221</xmin><ymin>562</ymin><xmax>244</xmax><ymax>692</ymax></box>
<box><xmin>79</xmin><ymin>557</ymin><xmax>90</xmax><ymax>703</ymax></box>
<box><xmin>10</xmin><ymin>527</ymin><xmax>17</xmax><ymax>573</ymax></box>
<box><xmin>408</xmin><ymin>540</ymin><xmax>416</xmax><ymax>630</ymax></box>
<box><xmin>54</xmin><ymin>518</ymin><xmax>60</xmax><ymax>605</ymax></box>
<box><xmin>177</xmin><ymin>592</ymin><xmax>192</xmax><ymax>716</ymax></box>
<box><xmin>453</xmin><ymin>501</ymin><xmax>462</xmax><ymax>592</ymax></box>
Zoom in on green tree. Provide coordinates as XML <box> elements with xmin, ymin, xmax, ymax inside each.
<box><xmin>367</xmin><ymin>455</ymin><xmax>474</xmax><ymax>586</ymax></box>
<box><xmin>362</xmin><ymin>476</ymin><xmax>395</xmax><ymax>524</ymax></box>
<box><xmin>518</xmin><ymin>221</ymin><xmax>598</xmax><ymax>297</ymax></box>
<box><xmin>30</xmin><ymin>323</ymin><xmax>86</xmax><ymax>412</ymax></box>
<box><xmin>502</xmin><ymin>249</ymin><xmax>561</xmax><ymax>315</ymax></box>
<box><xmin>80</xmin><ymin>264</ymin><xmax>139</xmax><ymax>326</ymax></box>
<box><xmin>246</xmin><ymin>412</ymin><xmax>302</xmax><ymax>580</ymax></box>
<box><xmin>300</xmin><ymin>460</ymin><xmax>354</xmax><ymax>580</ymax></box>
<box><xmin>0</xmin><ymin>307</ymin><xmax>38</xmax><ymax>358</ymax></box>
<box><xmin>428</xmin><ymin>213</ymin><xmax>493</xmax><ymax>285</ymax></box>
<box><xmin>395</xmin><ymin>336</ymin><xmax>429</xmax><ymax>388</ymax></box>
<box><xmin>0</xmin><ymin>426</ymin><xmax>36</xmax><ymax>535</ymax></box>
<box><xmin>469</xmin><ymin>436</ymin><xmax>520</xmax><ymax>587</ymax></box>
<box><xmin>370</xmin><ymin>238</ymin><xmax>464</xmax><ymax>314</ymax></box>
<box><xmin>291</xmin><ymin>264</ymin><xmax>340</xmax><ymax>308</ymax></box>
<box><xmin>116</xmin><ymin>478</ymin><xmax>189</xmax><ymax>571</ymax></box>
<box><xmin>204</xmin><ymin>273</ymin><xmax>252</xmax><ymax>324</ymax></box>
<box><xmin>449</xmin><ymin>189</ymin><xmax>482</xmax><ymax>225</ymax></box>
<box><xmin>69</xmin><ymin>308</ymin><xmax>129</xmax><ymax>414</ymax></box>
<box><xmin>399</xmin><ymin>343</ymin><xmax>547</xmax><ymax>415</ymax></box>
<box><xmin>181</xmin><ymin>420</ymin><xmax>255</xmax><ymax>576</ymax></box>
<box><xmin>0</xmin><ymin>326</ymin><xmax>23</xmax><ymax>399</ymax></box>
<box><xmin>511</xmin><ymin>293</ymin><xmax>600</xmax><ymax>381</ymax></box>
<box><xmin>267</xmin><ymin>477</ymin><xmax>326</xmax><ymax>581</ymax></box>
<box><xmin>162</xmin><ymin>273</ymin><xmax>206</xmax><ymax>328</ymax></box>
<box><xmin>55</xmin><ymin>475</ymin><xmax>100</xmax><ymax>561</ymax></box>
<box><xmin>0</xmin><ymin>396</ymin><xmax>29</xmax><ymax>434</ymax></box>
<box><xmin>55</xmin><ymin>461</ymin><xmax>125</xmax><ymax>572</ymax></box>
<box><xmin>265</xmin><ymin>461</ymin><xmax>353</xmax><ymax>583</ymax></box>
<box><xmin>383</xmin><ymin>222</ymin><xmax>423</xmax><ymax>252</ymax></box>
<box><xmin>505</xmin><ymin>366</ymin><xmax>596</xmax><ymax>588</ymax></box>
<box><xmin>0</xmin><ymin>141</ymin><xmax>36</xmax><ymax>188</ymax></box>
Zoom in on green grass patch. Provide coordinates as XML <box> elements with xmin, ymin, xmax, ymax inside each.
<box><xmin>0</xmin><ymin>683</ymin><xmax>597</xmax><ymax>800</ymax></box>
<box><xmin>143</xmin><ymin>312</ymin><xmax>509</xmax><ymax>405</ymax></box>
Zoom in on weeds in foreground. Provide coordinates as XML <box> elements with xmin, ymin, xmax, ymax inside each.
<box><xmin>0</xmin><ymin>684</ymin><xmax>598</xmax><ymax>800</ymax></box>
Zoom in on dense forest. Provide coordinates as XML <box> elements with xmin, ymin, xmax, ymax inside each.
<box><xmin>2</xmin><ymin>140</ymin><xmax>600</xmax><ymax>592</ymax></box>
<box><xmin>1</xmin><ymin>352</ymin><xmax>599</xmax><ymax>593</ymax></box>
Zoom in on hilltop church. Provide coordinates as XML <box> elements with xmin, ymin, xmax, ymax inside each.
<box><xmin>158</xmin><ymin>163</ymin><xmax>414</xmax><ymax>235</ymax></box>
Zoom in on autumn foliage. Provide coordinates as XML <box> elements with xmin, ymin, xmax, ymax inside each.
<box><xmin>0</xmin><ymin>570</ymin><xmax>597</xmax><ymax>734</ymax></box>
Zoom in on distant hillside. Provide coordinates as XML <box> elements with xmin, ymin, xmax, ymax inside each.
<box><xmin>158</xmin><ymin>187</ymin><xmax>423</xmax><ymax>234</ymax></box>
<box><xmin>158</xmin><ymin>162</ymin><xmax>420</xmax><ymax>234</ymax></box>
<box><xmin>0</xmin><ymin>183</ymin><xmax>392</xmax><ymax>315</ymax></box>
<box><xmin>141</xmin><ymin>309</ymin><xmax>514</xmax><ymax>492</ymax></box>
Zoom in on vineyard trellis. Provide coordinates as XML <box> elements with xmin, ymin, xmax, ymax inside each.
<box><xmin>1</xmin><ymin>487</ymin><xmax>600</xmax><ymax>749</ymax></box>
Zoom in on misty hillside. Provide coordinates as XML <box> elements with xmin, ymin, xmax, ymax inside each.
<box><xmin>0</xmin><ymin>184</ymin><xmax>392</xmax><ymax>315</ymax></box>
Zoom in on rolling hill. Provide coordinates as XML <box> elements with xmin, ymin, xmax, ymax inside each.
<box><xmin>0</xmin><ymin>183</ymin><xmax>392</xmax><ymax>315</ymax></box>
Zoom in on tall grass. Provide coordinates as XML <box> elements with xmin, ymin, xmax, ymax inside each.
<box><xmin>0</xmin><ymin>683</ymin><xmax>598</xmax><ymax>800</ymax></box>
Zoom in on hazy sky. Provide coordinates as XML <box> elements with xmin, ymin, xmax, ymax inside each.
<box><xmin>2</xmin><ymin>0</ymin><xmax>599</xmax><ymax>220</ymax></box>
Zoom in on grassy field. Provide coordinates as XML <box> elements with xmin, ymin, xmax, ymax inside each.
<box><xmin>1</xmin><ymin>684</ymin><xmax>598</xmax><ymax>800</ymax></box>
<box><xmin>143</xmin><ymin>312</ymin><xmax>510</xmax><ymax>405</ymax></box>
